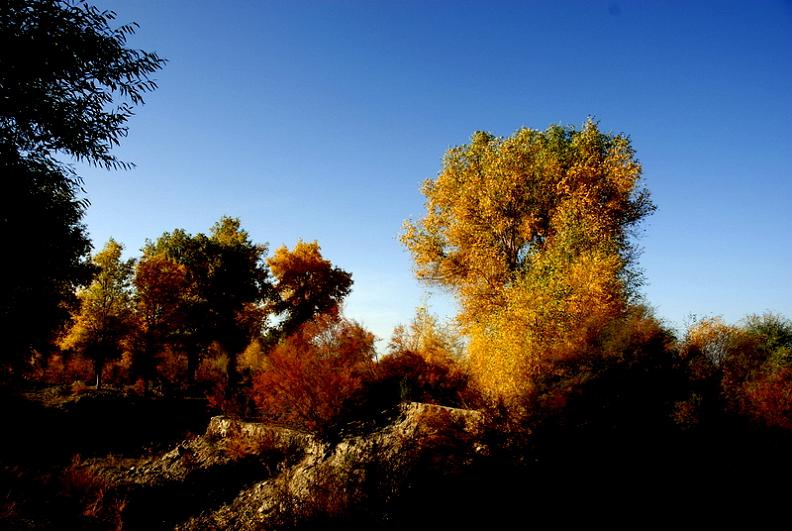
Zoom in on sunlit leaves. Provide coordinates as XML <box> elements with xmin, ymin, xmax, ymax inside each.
<box><xmin>402</xmin><ymin>120</ymin><xmax>654</xmax><ymax>402</ymax></box>
<box><xmin>251</xmin><ymin>314</ymin><xmax>375</xmax><ymax>433</ymax></box>
<box><xmin>268</xmin><ymin>240</ymin><xmax>352</xmax><ymax>337</ymax></box>
<box><xmin>60</xmin><ymin>239</ymin><xmax>135</xmax><ymax>388</ymax></box>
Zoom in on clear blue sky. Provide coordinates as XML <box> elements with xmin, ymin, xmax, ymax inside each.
<box><xmin>77</xmin><ymin>0</ymin><xmax>792</xmax><ymax>344</ymax></box>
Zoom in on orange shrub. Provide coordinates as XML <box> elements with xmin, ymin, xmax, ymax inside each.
<box><xmin>251</xmin><ymin>314</ymin><xmax>374</xmax><ymax>433</ymax></box>
<box><xmin>196</xmin><ymin>345</ymin><xmax>229</xmax><ymax>412</ymax></box>
<box><xmin>155</xmin><ymin>346</ymin><xmax>189</xmax><ymax>392</ymax></box>
<box><xmin>744</xmin><ymin>367</ymin><xmax>792</xmax><ymax>430</ymax></box>
<box><xmin>64</xmin><ymin>354</ymin><xmax>95</xmax><ymax>384</ymax></box>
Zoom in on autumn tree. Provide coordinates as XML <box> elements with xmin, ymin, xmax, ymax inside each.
<box><xmin>388</xmin><ymin>306</ymin><xmax>465</xmax><ymax>362</ymax></box>
<box><xmin>267</xmin><ymin>240</ymin><xmax>353</xmax><ymax>338</ymax></box>
<box><xmin>60</xmin><ymin>239</ymin><xmax>135</xmax><ymax>389</ymax></box>
<box><xmin>402</xmin><ymin>120</ymin><xmax>654</xmax><ymax>403</ymax></box>
<box><xmin>142</xmin><ymin>217</ymin><xmax>272</xmax><ymax>389</ymax></box>
<box><xmin>251</xmin><ymin>314</ymin><xmax>375</xmax><ymax>433</ymax></box>
<box><xmin>0</xmin><ymin>0</ymin><xmax>164</xmax><ymax>371</ymax></box>
<box><xmin>132</xmin><ymin>254</ymin><xmax>189</xmax><ymax>390</ymax></box>
<box><xmin>141</xmin><ymin>228</ymin><xmax>212</xmax><ymax>382</ymax></box>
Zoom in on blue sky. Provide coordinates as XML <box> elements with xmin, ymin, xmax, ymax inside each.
<box><xmin>77</xmin><ymin>0</ymin><xmax>792</xmax><ymax>344</ymax></box>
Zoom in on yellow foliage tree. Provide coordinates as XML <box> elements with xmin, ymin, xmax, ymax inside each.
<box><xmin>402</xmin><ymin>120</ymin><xmax>654</xmax><ymax>403</ymax></box>
<box><xmin>267</xmin><ymin>240</ymin><xmax>352</xmax><ymax>337</ymax></box>
<box><xmin>60</xmin><ymin>239</ymin><xmax>135</xmax><ymax>389</ymax></box>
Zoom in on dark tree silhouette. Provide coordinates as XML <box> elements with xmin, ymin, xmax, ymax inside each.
<box><xmin>0</xmin><ymin>0</ymin><xmax>165</xmax><ymax>168</ymax></box>
<box><xmin>142</xmin><ymin>218</ymin><xmax>273</xmax><ymax>389</ymax></box>
<box><xmin>1</xmin><ymin>154</ymin><xmax>93</xmax><ymax>372</ymax></box>
<box><xmin>0</xmin><ymin>0</ymin><xmax>164</xmax><ymax>372</ymax></box>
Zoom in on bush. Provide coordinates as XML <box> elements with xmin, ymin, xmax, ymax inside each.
<box><xmin>196</xmin><ymin>345</ymin><xmax>229</xmax><ymax>412</ymax></box>
<box><xmin>745</xmin><ymin>367</ymin><xmax>792</xmax><ymax>429</ymax></box>
<box><xmin>59</xmin><ymin>456</ymin><xmax>125</xmax><ymax>528</ymax></box>
<box><xmin>678</xmin><ymin>313</ymin><xmax>792</xmax><ymax>429</ymax></box>
<box><xmin>251</xmin><ymin>314</ymin><xmax>375</xmax><ymax>434</ymax></box>
<box><xmin>374</xmin><ymin>349</ymin><xmax>476</xmax><ymax>408</ymax></box>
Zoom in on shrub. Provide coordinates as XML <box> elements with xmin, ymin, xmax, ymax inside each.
<box><xmin>60</xmin><ymin>456</ymin><xmax>125</xmax><ymax>528</ymax></box>
<box><xmin>196</xmin><ymin>345</ymin><xmax>229</xmax><ymax>412</ymax></box>
<box><xmin>374</xmin><ymin>350</ymin><xmax>475</xmax><ymax>408</ymax></box>
<box><xmin>251</xmin><ymin>314</ymin><xmax>375</xmax><ymax>434</ymax></box>
<box><xmin>373</xmin><ymin>306</ymin><xmax>477</xmax><ymax>409</ymax></box>
<box><xmin>678</xmin><ymin>314</ymin><xmax>792</xmax><ymax>428</ymax></box>
<box><xmin>744</xmin><ymin>367</ymin><xmax>792</xmax><ymax>429</ymax></box>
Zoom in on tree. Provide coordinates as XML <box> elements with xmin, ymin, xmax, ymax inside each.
<box><xmin>0</xmin><ymin>0</ymin><xmax>165</xmax><ymax>168</ymax></box>
<box><xmin>205</xmin><ymin>217</ymin><xmax>273</xmax><ymax>394</ymax></box>
<box><xmin>132</xmin><ymin>254</ymin><xmax>190</xmax><ymax>391</ymax></box>
<box><xmin>388</xmin><ymin>306</ymin><xmax>465</xmax><ymax>362</ymax></box>
<box><xmin>402</xmin><ymin>120</ymin><xmax>654</xmax><ymax>402</ymax></box>
<box><xmin>60</xmin><ymin>239</ymin><xmax>135</xmax><ymax>389</ymax></box>
<box><xmin>267</xmin><ymin>240</ymin><xmax>353</xmax><ymax>337</ymax></box>
<box><xmin>1</xmin><ymin>154</ymin><xmax>93</xmax><ymax>374</ymax></box>
<box><xmin>251</xmin><ymin>314</ymin><xmax>375</xmax><ymax>433</ymax></box>
<box><xmin>142</xmin><ymin>217</ymin><xmax>272</xmax><ymax>388</ymax></box>
<box><xmin>0</xmin><ymin>0</ymin><xmax>164</xmax><ymax>371</ymax></box>
<box><xmin>381</xmin><ymin>307</ymin><xmax>472</xmax><ymax>407</ymax></box>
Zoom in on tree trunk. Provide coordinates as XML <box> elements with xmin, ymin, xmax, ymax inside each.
<box><xmin>94</xmin><ymin>358</ymin><xmax>103</xmax><ymax>389</ymax></box>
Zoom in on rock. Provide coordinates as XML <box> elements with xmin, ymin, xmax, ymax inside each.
<box><xmin>179</xmin><ymin>402</ymin><xmax>484</xmax><ymax>530</ymax></box>
<box><xmin>85</xmin><ymin>402</ymin><xmax>485</xmax><ymax>530</ymax></box>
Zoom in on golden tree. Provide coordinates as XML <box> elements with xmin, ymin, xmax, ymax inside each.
<box><xmin>267</xmin><ymin>240</ymin><xmax>352</xmax><ymax>337</ymax></box>
<box><xmin>60</xmin><ymin>239</ymin><xmax>135</xmax><ymax>389</ymax></box>
<box><xmin>402</xmin><ymin>120</ymin><xmax>654</xmax><ymax>403</ymax></box>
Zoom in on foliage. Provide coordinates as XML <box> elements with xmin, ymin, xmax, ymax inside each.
<box><xmin>388</xmin><ymin>306</ymin><xmax>465</xmax><ymax>361</ymax></box>
<box><xmin>379</xmin><ymin>306</ymin><xmax>475</xmax><ymax>407</ymax></box>
<box><xmin>375</xmin><ymin>351</ymin><xmax>474</xmax><ymax>408</ymax></box>
<box><xmin>402</xmin><ymin>119</ymin><xmax>654</xmax><ymax>403</ymax></box>
<box><xmin>1</xmin><ymin>154</ymin><xmax>93</xmax><ymax>372</ymax></box>
<box><xmin>142</xmin><ymin>217</ymin><xmax>272</xmax><ymax>387</ymax></box>
<box><xmin>60</xmin><ymin>239</ymin><xmax>135</xmax><ymax>388</ymax></box>
<box><xmin>251</xmin><ymin>314</ymin><xmax>375</xmax><ymax>434</ymax></box>
<box><xmin>267</xmin><ymin>240</ymin><xmax>353</xmax><ymax>337</ymax></box>
<box><xmin>195</xmin><ymin>344</ymin><xmax>230</xmax><ymax>412</ymax></box>
<box><xmin>535</xmin><ymin>306</ymin><xmax>679</xmax><ymax>426</ymax></box>
<box><xmin>744</xmin><ymin>367</ymin><xmax>792</xmax><ymax>430</ymax></box>
<box><xmin>132</xmin><ymin>254</ymin><xmax>190</xmax><ymax>389</ymax></box>
<box><xmin>0</xmin><ymin>0</ymin><xmax>165</xmax><ymax>168</ymax></box>
<box><xmin>0</xmin><ymin>0</ymin><xmax>164</xmax><ymax>373</ymax></box>
<box><xmin>677</xmin><ymin>313</ymin><xmax>792</xmax><ymax>429</ymax></box>
<box><xmin>743</xmin><ymin>312</ymin><xmax>792</xmax><ymax>367</ymax></box>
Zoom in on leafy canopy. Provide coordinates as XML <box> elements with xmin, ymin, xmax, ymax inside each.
<box><xmin>60</xmin><ymin>239</ymin><xmax>135</xmax><ymax>388</ymax></box>
<box><xmin>141</xmin><ymin>217</ymin><xmax>272</xmax><ymax>385</ymax></box>
<box><xmin>402</xmin><ymin>120</ymin><xmax>654</xmax><ymax>401</ymax></box>
<box><xmin>268</xmin><ymin>240</ymin><xmax>353</xmax><ymax>337</ymax></box>
<box><xmin>0</xmin><ymin>0</ymin><xmax>164</xmax><ymax>372</ymax></box>
<box><xmin>0</xmin><ymin>0</ymin><xmax>165</xmax><ymax>168</ymax></box>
